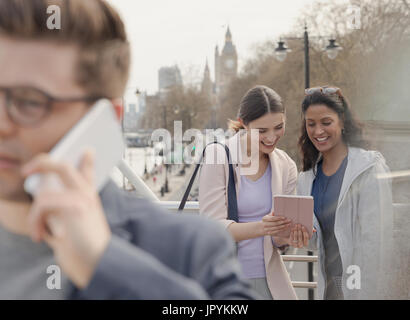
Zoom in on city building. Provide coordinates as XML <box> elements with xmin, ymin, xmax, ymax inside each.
<box><xmin>200</xmin><ymin>26</ymin><xmax>238</xmax><ymax>100</ymax></box>
<box><xmin>214</xmin><ymin>26</ymin><xmax>238</xmax><ymax>97</ymax></box>
<box><xmin>200</xmin><ymin>26</ymin><xmax>238</xmax><ymax>128</ymax></box>
<box><xmin>158</xmin><ymin>65</ymin><xmax>183</xmax><ymax>101</ymax></box>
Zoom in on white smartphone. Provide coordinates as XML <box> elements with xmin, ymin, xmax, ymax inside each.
<box><xmin>24</xmin><ymin>99</ymin><xmax>125</xmax><ymax>196</ymax></box>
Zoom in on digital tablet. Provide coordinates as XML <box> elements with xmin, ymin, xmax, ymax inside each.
<box><xmin>273</xmin><ymin>195</ymin><xmax>314</xmax><ymax>238</ymax></box>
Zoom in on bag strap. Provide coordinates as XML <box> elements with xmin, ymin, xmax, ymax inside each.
<box><xmin>178</xmin><ymin>141</ymin><xmax>238</xmax><ymax>222</ymax></box>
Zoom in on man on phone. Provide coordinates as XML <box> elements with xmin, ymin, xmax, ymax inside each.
<box><xmin>0</xmin><ymin>0</ymin><xmax>255</xmax><ymax>299</ymax></box>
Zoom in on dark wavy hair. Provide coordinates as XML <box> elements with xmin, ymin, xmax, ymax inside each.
<box><xmin>298</xmin><ymin>87</ymin><xmax>368</xmax><ymax>172</ymax></box>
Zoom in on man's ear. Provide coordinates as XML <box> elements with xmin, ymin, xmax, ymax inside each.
<box><xmin>111</xmin><ymin>98</ymin><xmax>123</xmax><ymax>122</ymax></box>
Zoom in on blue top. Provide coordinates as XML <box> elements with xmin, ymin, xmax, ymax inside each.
<box><xmin>311</xmin><ymin>156</ymin><xmax>348</xmax><ymax>299</ymax></box>
<box><xmin>236</xmin><ymin>162</ymin><xmax>272</xmax><ymax>279</ymax></box>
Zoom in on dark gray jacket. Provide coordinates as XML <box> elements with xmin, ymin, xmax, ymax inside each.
<box><xmin>68</xmin><ymin>181</ymin><xmax>256</xmax><ymax>299</ymax></box>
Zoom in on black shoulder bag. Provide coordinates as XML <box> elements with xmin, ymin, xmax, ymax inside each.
<box><xmin>178</xmin><ymin>141</ymin><xmax>239</xmax><ymax>223</ymax></box>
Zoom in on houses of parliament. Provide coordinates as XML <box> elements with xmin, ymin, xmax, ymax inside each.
<box><xmin>201</xmin><ymin>26</ymin><xmax>238</xmax><ymax>101</ymax></box>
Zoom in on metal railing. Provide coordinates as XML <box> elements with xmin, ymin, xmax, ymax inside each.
<box><xmin>117</xmin><ymin>159</ymin><xmax>159</xmax><ymax>201</ymax></box>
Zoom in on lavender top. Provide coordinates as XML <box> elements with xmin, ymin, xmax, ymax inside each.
<box><xmin>237</xmin><ymin>162</ymin><xmax>272</xmax><ymax>279</ymax></box>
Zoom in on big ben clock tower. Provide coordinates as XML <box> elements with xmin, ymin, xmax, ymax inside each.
<box><xmin>215</xmin><ymin>26</ymin><xmax>238</xmax><ymax>96</ymax></box>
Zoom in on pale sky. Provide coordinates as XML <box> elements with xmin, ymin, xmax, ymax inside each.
<box><xmin>107</xmin><ymin>0</ymin><xmax>322</xmax><ymax>97</ymax></box>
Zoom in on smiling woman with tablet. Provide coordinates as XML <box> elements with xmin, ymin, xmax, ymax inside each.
<box><xmin>199</xmin><ymin>85</ymin><xmax>312</xmax><ymax>300</ymax></box>
<box><xmin>297</xmin><ymin>86</ymin><xmax>394</xmax><ymax>300</ymax></box>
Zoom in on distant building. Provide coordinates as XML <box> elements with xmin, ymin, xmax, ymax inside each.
<box><xmin>214</xmin><ymin>26</ymin><xmax>238</xmax><ymax>97</ymax></box>
<box><xmin>201</xmin><ymin>59</ymin><xmax>213</xmax><ymax>97</ymax></box>
<box><xmin>201</xmin><ymin>26</ymin><xmax>238</xmax><ymax>101</ymax></box>
<box><xmin>158</xmin><ymin>65</ymin><xmax>182</xmax><ymax>90</ymax></box>
<box><xmin>143</xmin><ymin>27</ymin><xmax>238</xmax><ymax>130</ymax></box>
<box><xmin>200</xmin><ymin>26</ymin><xmax>238</xmax><ymax>128</ymax></box>
<box><xmin>124</xmin><ymin>103</ymin><xmax>139</xmax><ymax>132</ymax></box>
<box><xmin>123</xmin><ymin>90</ymin><xmax>148</xmax><ymax>132</ymax></box>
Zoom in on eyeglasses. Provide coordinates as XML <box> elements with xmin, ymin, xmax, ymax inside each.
<box><xmin>0</xmin><ymin>86</ymin><xmax>102</xmax><ymax>127</ymax></box>
<box><xmin>305</xmin><ymin>86</ymin><xmax>342</xmax><ymax>97</ymax></box>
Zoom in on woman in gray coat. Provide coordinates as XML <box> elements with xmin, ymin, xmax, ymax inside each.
<box><xmin>296</xmin><ymin>86</ymin><xmax>394</xmax><ymax>300</ymax></box>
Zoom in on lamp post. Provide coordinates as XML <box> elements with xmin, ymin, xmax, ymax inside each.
<box><xmin>160</xmin><ymin>104</ymin><xmax>181</xmax><ymax>195</ymax></box>
<box><xmin>161</xmin><ymin>104</ymin><xmax>169</xmax><ymax>193</ymax></box>
<box><xmin>274</xmin><ymin>25</ymin><xmax>342</xmax><ymax>301</ymax></box>
<box><xmin>188</xmin><ymin>110</ymin><xmax>196</xmax><ymax>129</ymax></box>
<box><xmin>135</xmin><ymin>88</ymin><xmax>148</xmax><ymax>176</ymax></box>
<box><xmin>144</xmin><ymin>147</ymin><xmax>148</xmax><ymax>175</ymax></box>
<box><xmin>274</xmin><ymin>25</ymin><xmax>343</xmax><ymax>89</ymax></box>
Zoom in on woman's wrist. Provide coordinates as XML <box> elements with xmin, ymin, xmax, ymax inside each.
<box><xmin>271</xmin><ymin>236</ymin><xmax>289</xmax><ymax>251</ymax></box>
<box><xmin>257</xmin><ymin>220</ymin><xmax>267</xmax><ymax>237</ymax></box>
<box><xmin>271</xmin><ymin>236</ymin><xmax>287</xmax><ymax>246</ymax></box>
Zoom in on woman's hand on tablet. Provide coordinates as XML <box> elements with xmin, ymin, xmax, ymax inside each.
<box><xmin>261</xmin><ymin>213</ymin><xmax>292</xmax><ymax>237</ymax></box>
<box><xmin>288</xmin><ymin>224</ymin><xmax>310</xmax><ymax>248</ymax></box>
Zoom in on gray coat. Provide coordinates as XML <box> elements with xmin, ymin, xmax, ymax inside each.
<box><xmin>67</xmin><ymin>181</ymin><xmax>257</xmax><ymax>299</ymax></box>
<box><xmin>297</xmin><ymin>147</ymin><xmax>394</xmax><ymax>299</ymax></box>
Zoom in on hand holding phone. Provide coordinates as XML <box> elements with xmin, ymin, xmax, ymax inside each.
<box><xmin>24</xmin><ymin>99</ymin><xmax>125</xmax><ymax>196</ymax></box>
<box><xmin>20</xmin><ymin>99</ymin><xmax>123</xmax><ymax>289</ymax></box>
<box><xmin>21</xmin><ymin>149</ymin><xmax>112</xmax><ymax>289</ymax></box>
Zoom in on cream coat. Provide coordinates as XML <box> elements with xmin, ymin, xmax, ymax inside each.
<box><xmin>198</xmin><ymin>132</ymin><xmax>298</xmax><ymax>300</ymax></box>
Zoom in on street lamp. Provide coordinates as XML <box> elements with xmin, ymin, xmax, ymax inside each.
<box><xmin>144</xmin><ymin>147</ymin><xmax>148</xmax><ymax>175</ymax></box>
<box><xmin>161</xmin><ymin>104</ymin><xmax>169</xmax><ymax>193</ymax></box>
<box><xmin>160</xmin><ymin>104</ymin><xmax>181</xmax><ymax>195</ymax></box>
<box><xmin>134</xmin><ymin>88</ymin><xmax>148</xmax><ymax>175</ymax></box>
<box><xmin>274</xmin><ymin>40</ymin><xmax>292</xmax><ymax>62</ymax></box>
<box><xmin>325</xmin><ymin>39</ymin><xmax>343</xmax><ymax>60</ymax></box>
<box><xmin>274</xmin><ymin>26</ymin><xmax>343</xmax><ymax>88</ymax></box>
<box><xmin>174</xmin><ymin>104</ymin><xmax>180</xmax><ymax>115</ymax></box>
<box><xmin>188</xmin><ymin>110</ymin><xmax>196</xmax><ymax>129</ymax></box>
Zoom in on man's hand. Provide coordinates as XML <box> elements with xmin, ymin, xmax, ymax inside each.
<box><xmin>21</xmin><ymin>150</ymin><xmax>111</xmax><ymax>289</ymax></box>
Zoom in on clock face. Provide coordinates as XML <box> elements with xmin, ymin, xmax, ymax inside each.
<box><xmin>225</xmin><ymin>59</ymin><xmax>234</xmax><ymax>69</ymax></box>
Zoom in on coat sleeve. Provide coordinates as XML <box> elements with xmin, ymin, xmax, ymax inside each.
<box><xmin>198</xmin><ymin>144</ymin><xmax>236</xmax><ymax>229</ymax></box>
<box><xmin>74</xmin><ymin>225</ymin><xmax>257</xmax><ymax>300</ymax></box>
<box><xmin>296</xmin><ymin>171</ymin><xmax>318</xmax><ymax>251</ymax></box>
<box><xmin>284</xmin><ymin>156</ymin><xmax>298</xmax><ymax>195</ymax></box>
<box><xmin>306</xmin><ymin>231</ymin><xmax>319</xmax><ymax>251</ymax></box>
<box><xmin>73</xmin><ymin>235</ymin><xmax>209</xmax><ymax>299</ymax></box>
<box><xmin>355</xmin><ymin>160</ymin><xmax>394</xmax><ymax>299</ymax></box>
